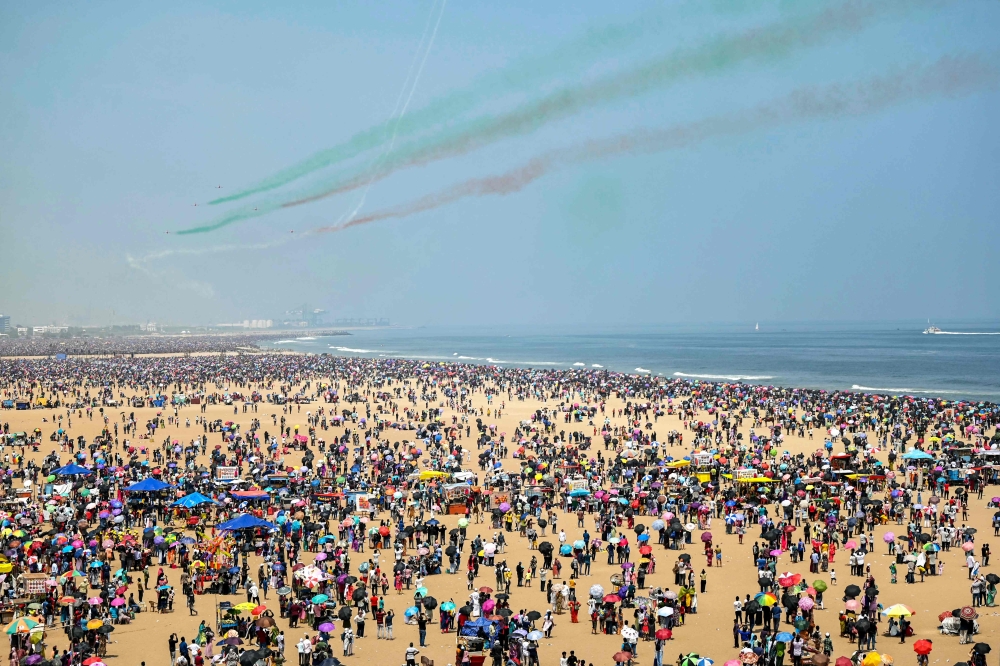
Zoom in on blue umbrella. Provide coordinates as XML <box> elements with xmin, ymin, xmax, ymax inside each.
<box><xmin>404</xmin><ymin>606</ymin><xmax>420</xmax><ymax>617</ymax></box>
<box><xmin>775</xmin><ymin>632</ymin><xmax>794</xmax><ymax>642</ymax></box>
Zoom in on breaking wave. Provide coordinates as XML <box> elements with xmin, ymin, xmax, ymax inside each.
<box><xmin>674</xmin><ymin>372</ymin><xmax>775</xmax><ymax>381</ymax></box>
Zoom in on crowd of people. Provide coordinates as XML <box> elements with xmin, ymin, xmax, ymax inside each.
<box><xmin>0</xmin><ymin>355</ymin><xmax>995</xmax><ymax>666</ymax></box>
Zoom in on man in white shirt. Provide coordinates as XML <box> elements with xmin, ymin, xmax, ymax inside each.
<box><xmin>297</xmin><ymin>634</ymin><xmax>312</xmax><ymax>666</ymax></box>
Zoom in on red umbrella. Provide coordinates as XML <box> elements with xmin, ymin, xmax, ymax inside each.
<box><xmin>835</xmin><ymin>658</ymin><xmax>853</xmax><ymax>666</ymax></box>
<box><xmin>479</xmin><ymin>586</ymin><xmax>494</xmax><ymax>594</ymax></box>
<box><xmin>913</xmin><ymin>639</ymin><xmax>933</xmax><ymax>656</ymax></box>
<box><xmin>655</xmin><ymin>629</ymin><xmax>672</xmax><ymax>640</ymax></box>
<box><xmin>613</xmin><ymin>653</ymin><xmax>632</xmax><ymax>663</ymax></box>
<box><xmin>603</xmin><ymin>594</ymin><xmax>622</xmax><ymax>604</ymax></box>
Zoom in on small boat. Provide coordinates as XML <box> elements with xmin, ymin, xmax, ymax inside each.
<box><xmin>755</xmin><ymin>322</ymin><xmax>759</xmax><ymax>331</ymax></box>
<box><xmin>923</xmin><ymin>325</ymin><xmax>941</xmax><ymax>334</ymax></box>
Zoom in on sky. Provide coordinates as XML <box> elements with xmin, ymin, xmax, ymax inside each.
<box><xmin>1</xmin><ymin>1</ymin><xmax>999</xmax><ymax>327</ymax></box>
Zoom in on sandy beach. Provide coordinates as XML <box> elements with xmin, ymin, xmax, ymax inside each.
<box><xmin>0</xmin><ymin>356</ymin><xmax>997</xmax><ymax>666</ymax></box>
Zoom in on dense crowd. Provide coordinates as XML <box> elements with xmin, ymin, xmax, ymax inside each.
<box><xmin>0</xmin><ymin>332</ymin><xmax>347</xmax><ymax>358</ymax></box>
<box><xmin>0</xmin><ymin>355</ymin><xmax>997</xmax><ymax>666</ymax></box>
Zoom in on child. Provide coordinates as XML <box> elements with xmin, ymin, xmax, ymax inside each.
<box><xmin>830</xmin><ymin>569</ymin><xmax>837</xmax><ymax>585</ymax></box>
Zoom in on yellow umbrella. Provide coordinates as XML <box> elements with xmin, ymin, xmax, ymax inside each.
<box><xmin>881</xmin><ymin>604</ymin><xmax>913</xmax><ymax>617</ymax></box>
<box><xmin>87</xmin><ymin>619</ymin><xmax>104</xmax><ymax>630</ymax></box>
<box><xmin>862</xmin><ymin>653</ymin><xmax>882</xmax><ymax>666</ymax></box>
<box><xmin>233</xmin><ymin>602</ymin><xmax>257</xmax><ymax>612</ymax></box>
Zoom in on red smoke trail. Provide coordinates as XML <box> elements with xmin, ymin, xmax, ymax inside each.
<box><xmin>304</xmin><ymin>56</ymin><xmax>995</xmax><ymax>237</ymax></box>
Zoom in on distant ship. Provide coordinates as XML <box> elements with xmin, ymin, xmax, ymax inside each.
<box><xmin>755</xmin><ymin>323</ymin><xmax>759</xmax><ymax>331</ymax></box>
<box><xmin>923</xmin><ymin>325</ymin><xmax>941</xmax><ymax>334</ymax></box>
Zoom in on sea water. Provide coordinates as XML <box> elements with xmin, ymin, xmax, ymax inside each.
<box><xmin>267</xmin><ymin>322</ymin><xmax>1000</xmax><ymax>402</ymax></box>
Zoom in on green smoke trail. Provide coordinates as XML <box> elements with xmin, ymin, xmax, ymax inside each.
<box><xmin>301</xmin><ymin>55</ymin><xmax>995</xmax><ymax>236</ymax></box>
<box><xmin>179</xmin><ymin>0</ymin><xmax>931</xmax><ymax>235</ymax></box>
<box><xmin>209</xmin><ymin>8</ymin><xmax>679</xmax><ymax>207</ymax></box>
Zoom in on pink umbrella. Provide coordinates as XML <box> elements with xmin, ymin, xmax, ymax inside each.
<box><xmin>845</xmin><ymin>540</ymin><xmax>858</xmax><ymax>550</ymax></box>
<box><xmin>883</xmin><ymin>533</ymin><xmax>895</xmax><ymax>543</ymax></box>
<box><xmin>798</xmin><ymin>597</ymin><xmax>814</xmax><ymax>611</ymax></box>
<box><xmin>845</xmin><ymin>600</ymin><xmax>860</xmax><ymax>612</ymax></box>
<box><xmin>87</xmin><ymin>597</ymin><xmax>102</xmax><ymax>606</ymax></box>
<box><xmin>315</xmin><ymin>553</ymin><xmax>327</xmax><ymax>562</ymax></box>
<box><xmin>110</xmin><ymin>598</ymin><xmax>126</xmax><ymax>607</ymax></box>
<box><xmin>482</xmin><ymin>599</ymin><xmax>495</xmax><ymax>612</ymax></box>
<box><xmin>962</xmin><ymin>542</ymin><xmax>975</xmax><ymax>552</ymax></box>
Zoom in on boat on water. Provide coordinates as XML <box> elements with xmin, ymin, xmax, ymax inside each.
<box><xmin>923</xmin><ymin>325</ymin><xmax>941</xmax><ymax>334</ymax></box>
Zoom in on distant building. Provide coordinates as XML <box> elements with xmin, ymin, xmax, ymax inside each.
<box><xmin>32</xmin><ymin>326</ymin><xmax>68</xmax><ymax>335</ymax></box>
<box><xmin>16</xmin><ymin>327</ymin><xmax>27</xmax><ymax>337</ymax></box>
<box><xmin>0</xmin><ymin>314</ymin><xmax>9</xmax><ymax>334</ymax></box>
<box><xmin>139</xmin><ymin>322</ymin><xmax>158</xmax><ymax>332</ymax></box>
<box><xmin>216</xmin><ymin>319</ymin><xmax>273</xmax><ymax>330</ymax></box>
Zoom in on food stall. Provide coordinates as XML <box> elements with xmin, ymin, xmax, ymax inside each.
<box><xmin>457</xmin><ymin>617</ymin><xmax>499</xmax><ymax>666</ymax></box>
<box><xmin>443</xmin><ymin>483</ymin><xmax>471</xmax><ymax>515</ymax></box>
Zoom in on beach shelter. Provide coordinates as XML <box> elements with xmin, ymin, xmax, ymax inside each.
<box><xmin>172</xmin><ymin>492</ymin><xmax>219</xmax><ymax>509</ymax></box>
<box><xmin>125</xmin><ymin>478</ymin><xmax>173</xmax><ymax>492</ymax></box>
<box><xmin>217</xmin><ymin>514</ymin><xmax>276</xmax><ymax>531</ymax></box>
<box><xmin>52</xmin><ymin>464</ymin><xmax>92</xmax><ymax>476</ymax></box>
<box><xmin>901</xmin><ymin>450</ymin><xmax>934</xmax><ymax>460</ymax></box>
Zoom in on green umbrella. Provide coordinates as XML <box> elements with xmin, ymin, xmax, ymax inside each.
<box><xmin>812</xmin><ymin>580</ymin><xmax>828</xmax><ymax>593</ymax></box>
<box><xmin>679</xmin><ymin>653</ymin><xmax>701</xmax><ymax>666</ymax></box>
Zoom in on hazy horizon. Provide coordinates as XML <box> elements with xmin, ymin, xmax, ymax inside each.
<box><xmin>2</xmin><ymin>1</ymin><xmax>998</xmax><ymax>326</ymax></box>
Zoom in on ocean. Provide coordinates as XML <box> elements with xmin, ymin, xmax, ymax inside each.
<box><xmin>266</xmin><ymin>322</ymin><xmax>1000</xmax><ymax>402</ymax></box>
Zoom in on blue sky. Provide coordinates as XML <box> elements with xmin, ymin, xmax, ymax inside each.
<box><xmin>1</xmin><ymin>1</ymin><xmax>998</xmax><ymax>327</ymax></box>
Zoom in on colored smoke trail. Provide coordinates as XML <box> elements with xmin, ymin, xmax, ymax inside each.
<box><xmin>207</xmin><ymin>5</ymin><xmax>739</xmax><ymax>207</ymax></box>
<box><xmin>177</xmin><ymin>0</ymin><xmax>933</xmax><ymax>236</ymax></box>
<box><xmin>303</xmin><ymin>56</ymin><xmax>995</xmax><ymax>236</ymax></box>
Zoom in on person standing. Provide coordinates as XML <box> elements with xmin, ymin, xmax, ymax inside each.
<box><xmin>405</xmin><ymin>643</ymin><xmax>420</xmax><ymax>666</ymax></box>
<box><xmin>168</xmin><ymin>633</ymin><xmax>178</xmax><ymax>666</ymax></box>
<box><xmin>297</xmin><ymin>634</ymin><xmax>312</xmax><ymax>666</ymax></box>
<box><xmin>355</xmin><ymin>609</ymin><xmax>366</xmax><ymax>638</ymax></box>
<box><xmin>417</xmin><ymin>612</ymin><xmax>427</xmax><ymax>647</ymax></box>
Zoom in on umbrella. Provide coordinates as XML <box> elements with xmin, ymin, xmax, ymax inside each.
<box><xmin>861</xmin><ymin>654</ymin><xmax>881</xmax><ymax>666</ymax></box>
<box><xmin>318</xmin><ymin>623</ymin><xmax>336</xmax><ymax>633</ymax></box>
<box><xmin>613</xmin><ymin>653</ymin><xmax>632</xmax><ymax>663</ymax></box>
<box><xmin>913</xmin><ymin>639</ymin><xmax>933</xmax><ymax>655</ymax></box>
<box><xmin>422</xmin><ymin>596</ymin><xmax>438</xmax><ymax>609</ymax></box>
<box><xmin>338</xmin><ymin>607</ymin><xmax>353</xmax><ymax>621</ymax></box>
<box><xmin>813</xmin><ymin>580</ymin><xmax>828</xmax><ymax>593</ymax></box>
<box><xmin>961</xmin><ymin>606</ymin><xmax>979</xmax><ymax>620</ymax></box>
<box><xmin>844</xmin><ymin>585</ymin><xmax>861</xmax><ymax>598</ymax></box>
<box><xmin>655</xmin><ymin>628</ymin><xmax>672</xmax><ymax>640</ymax></box>
<box><xmin>527</xmin><ymin>630</ymin><xmax>544</xmax><ymax>640</ymax></box>
<box><xmin>526</xmin><ymin>610</ymin><xmax>542</xmax><ymax>621</ymax></box>
<box><xmin>882</xmin><ymin>604</ymin><xmax>914</xmax><ymax>617</ymax></box>
<box><xmin>973</xmin><ymin>644</ymin><xmax>991</xmax><ymax>655</ymax></box>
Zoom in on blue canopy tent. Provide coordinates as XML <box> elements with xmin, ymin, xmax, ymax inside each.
<box><xmin>172</xmin><ymin>492</ymin><xmax>219</xmax><ymax>508</ymax></box>
<box><xmin>52</xmin><ymin>464</ymin><xmax>92</xmax><ymax>476</ymax></box>
<box><xmin>901</xmin><ymin>450</ymin><xmax>934</xmax><ymax>460</ymax></box>
<box><xmin>459</xmin><ymin>617</ymin><xmax>499</xmax><ymax>641</ymax></box>
<box><xmin>217</xmin><ymin>514</ymin><xmax>276</xmax><ymax>531</ymax></box>
<box><xmin>125</xmin><ymin>478</ymin><xmax>173</xmax><ymax>492</ymax></box>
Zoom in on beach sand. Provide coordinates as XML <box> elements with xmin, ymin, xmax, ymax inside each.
<box><xmin>2</xmin><ymin>376</ymin><xmax>996</xmax><ymax>666</ymax></box>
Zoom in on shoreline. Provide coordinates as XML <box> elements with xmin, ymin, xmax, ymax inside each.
<box><xmin>1</xmin><ymin>348</ymin><xmax>997</xmax><ymax>411</ymax></box>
